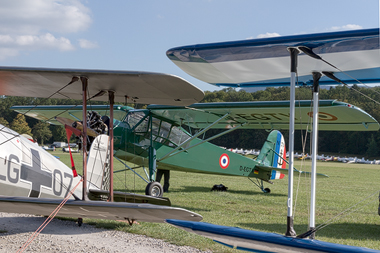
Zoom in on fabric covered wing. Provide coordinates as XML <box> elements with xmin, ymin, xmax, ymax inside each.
<box><xmin>167</xmin><ymin>28</ymin><xmax>380</xmax><ymax>87</ymax></box>
<box><xmin>0</xmin><ymin>196</ymin><xmax>202</xmax><ymax>222</ymax></box>
<box><xmin>149</xmin><ymin>100</ymin><xmax>379</xmax><ymax>131</ymax></box>
<box><xmin>166</xmin><ymin>220</ymin><xmax>378</xmax><ymax>253</ymax></box>
<box><xmin>0</xmin><ymin>67</ymin><xmax>204</xmax><ymax>106</ymax></box>
<box><xmin>11</xmin><ymin>105</ymin><xmax>129</xmax><ymax>125</ymax></box>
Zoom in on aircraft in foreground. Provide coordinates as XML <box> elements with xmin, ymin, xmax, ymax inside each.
<box><xmin>164</xmin><ymin>28</ymin><xmax>380</xmax><ymax>252</ymax></box>
<box><xmin>0</xmin><ymin>68</ymin><xmax>204</xmax><ymax>224</ymax></box>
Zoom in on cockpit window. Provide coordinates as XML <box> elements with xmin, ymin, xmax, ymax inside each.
<box><xmin>152</xmin><ymin>117</ymin><xmax>190</xmax><ymax>148</ymax></box>
<box><xmin>169</xmin><ymin>126</ymin><xmax>189</xmax><ymax>147</ymax></box>
<box><xmin>125</xmin><ymin>112</ymin><xmax>191</xmax><ymax>148</ymax></box>
<box><xmin>124</xmin><ymin>111</ymin><xmax>149</xmax><ymax>133</ymax></box>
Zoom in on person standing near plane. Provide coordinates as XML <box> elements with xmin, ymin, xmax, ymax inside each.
<box><xmin>156</xmin><ymin>169</ymin><xmax>170</xmax><ymax>192</ymax></box>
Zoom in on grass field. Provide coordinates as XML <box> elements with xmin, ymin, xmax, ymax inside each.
<box><xmin>52</xmin><ymin>150</ymin><xmax>380</xmax><ymax>252</ymax></box>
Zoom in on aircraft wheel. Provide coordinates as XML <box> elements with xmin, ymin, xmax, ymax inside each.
<box><xmin>264</xmin><ymin>188</ymin><xmax>271</xmax><ymax>193</ymax></box>
<box><xmin>145</xmin><ymin>182</ymin><xmax>163</xmax><ymax>197</ymax></box>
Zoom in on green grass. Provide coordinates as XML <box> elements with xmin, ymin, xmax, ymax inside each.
<box><xmin>52</xmin><ymin>150</ymin><xmax>380</xmax><ymax>252</ymax></box>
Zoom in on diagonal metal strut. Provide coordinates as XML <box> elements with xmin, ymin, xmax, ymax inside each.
<box><xmin>158</xmin><ymin>113</ymin><xmax>231</xmax><ymax>161</ymax></box>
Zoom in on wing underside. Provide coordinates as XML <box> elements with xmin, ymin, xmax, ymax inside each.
<box><xmin>13</xmin><ymin>100</ymin><xmax>380</xmax><ymax>131</ymax></box>
<box><xmin>149</xmin><ymin>100</ymin><xmax>379</xmax><ymax>131</ymax></box>
<box><xmin>167</xmin><ymin>28</ymin><xmax>380</xmax><ymax>87</ymax></box>
<box><xmin>0</xmin><ymin>67</ymin><xmax>204</xmax><ymax>106</ymax></box>
<box><xmin>11</xmin><ymin>105</ymin><xmax>129</xmax><ymax>125</ymax></box>
<box><xmin>0</xmin><ymin>196</ymin><xmax>202</xmax><ymax>223</ymax></box>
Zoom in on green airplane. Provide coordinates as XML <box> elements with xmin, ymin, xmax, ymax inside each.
<box><xmin>12</xmin><ymin>99</ymin><xmax>379</xmax><ymax>197</ymax></box>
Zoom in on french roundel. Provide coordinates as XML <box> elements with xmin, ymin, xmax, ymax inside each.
<box><xmin>219</xmin><ymin>153</ymin><xmax>230</xmax><ymax>169</ymax></box>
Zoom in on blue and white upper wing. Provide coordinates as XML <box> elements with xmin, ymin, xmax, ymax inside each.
<box><xmin>167</xmin><ymin>28</ymin><xmax>380</xmax><ymax>87</ymax></box>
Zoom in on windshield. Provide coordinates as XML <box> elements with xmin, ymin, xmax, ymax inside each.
<box><xmin>124</xmin><ymin>111</ymin><xmax>149</xmax><ymax>134</ymax></box>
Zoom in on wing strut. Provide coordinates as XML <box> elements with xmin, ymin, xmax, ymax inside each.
<box><xmin>81</xmin><ymin>77</ymin><xmax>89</xmax><ymax>201</ymax></box>
<box><xmin>286</xmin><ymin>48</ymin><xmax>299</xmax><ymax>237</ymax></box>
<box><xmin>108</xmin><ymin>91</ymin><xmax>115</xmax><ymax>202</ymax></box>
<box><xmin>158</xmin><ymin>113</ymin><xmax>230</xmax><ymax>161</ymax></box>
<box><xmin>309</xmin><ymin>72</ymin><xmax>322</xmax><ymax>239</ymax></box>
<box><xmin>159</xmin><ymin>123</ymin><xmax>245</xmax><ymax>161</ymax></box>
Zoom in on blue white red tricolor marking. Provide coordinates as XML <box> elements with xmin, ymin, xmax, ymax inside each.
<box><xmin>272</xmin><ymin>131</ymin><xmax>286</xmax><ymax>169</ymax></box>
<box><xmin>219</xmin><ymin>154</ymin><xmax>230</xmax><ymax>169</ymax></box>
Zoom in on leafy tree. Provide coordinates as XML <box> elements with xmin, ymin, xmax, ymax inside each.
<box><xmin>32</xmin><ymin>122</ymin><xmax>52</xmax><ymax>145</ymax></box>
<box><xmin>50</xmin><ymin>125</ymin><xmax>68</xmax><ymax>142</ymax></box>
<box><xmin>10</xmin><ymin>114</ymin><xmax>32</xmax><ymax>136</ymax></box>
<box><xmin>366</xmin><ymin>134</ymin><xmax>378</xmax><ymax>158</ymax></box>
<box><xmin>0</xmin><ymin>117</ymin><xmax>9</xmax><ymax>127</ymax></box>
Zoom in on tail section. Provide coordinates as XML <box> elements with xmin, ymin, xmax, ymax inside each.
<box><xmin>256</xmin><ymin>130</ymin><xmax>286</xmax><ymax>180</ymax></box>
<box><xmin>87</xmin><ymin>134</ymin><xmax>111</xmax><ymax>190</ymax></box>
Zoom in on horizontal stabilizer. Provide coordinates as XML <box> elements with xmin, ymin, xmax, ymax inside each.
<box><xmin>255</xmin><ymin>165</ymin><xmax>329</xmax><ymax>178</ymax></box>
<box><xmin>0</xmin><ymin>196</ymin><xmax>202</xmax><ymax>223</ymax></box>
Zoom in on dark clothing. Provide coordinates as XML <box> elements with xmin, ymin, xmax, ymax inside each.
<box><xmin>156</xmin><ymin>169</ymin><xmax>170</xmax><ymax>192</ymax></box>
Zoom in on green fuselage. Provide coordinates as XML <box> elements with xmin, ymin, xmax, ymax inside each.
<box><xmin>112</xmin><ymin>113</ymin><xmax>271</xmax><ymax>181</ymax></box>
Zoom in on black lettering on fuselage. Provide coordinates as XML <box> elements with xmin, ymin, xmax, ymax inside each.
<box><xmin>7</xmin><ymin>154</ymin><xmax>19</xmax><ymax>183</ymax></box>
<box><xmin>20</xmin><ymin>149</ymin><xmax>52</xmax><ymax>198</ymax></box>
<box><xmin>239</xmin><ymin>166</ymin><xmax>253</xmax><ymax>173</ymax></box>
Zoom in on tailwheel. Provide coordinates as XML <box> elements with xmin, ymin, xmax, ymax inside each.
<box><xmin>145</xmin><ymin>182</ymin><xmax>163</xmax><ymax>197</ymax></box>
<box><xmin>248</xmin><ymin>177</ymin><xmax>272</xmax><ymax>193</ymax></box>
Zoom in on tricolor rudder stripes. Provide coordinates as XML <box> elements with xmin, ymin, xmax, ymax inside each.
<box><xmin>256</xmin><ymin>130</ymin><xmax>286</xmax><ymax>168</ymax></box>
<box><xmin>272</xmin><ymin>131</ymin><xmax>286</xmax><ymax>169</ymax></box>
<box><xmin>271</xmin><ymin>170</ymin><xmax>285</xmax><ymax>180</ymax></box>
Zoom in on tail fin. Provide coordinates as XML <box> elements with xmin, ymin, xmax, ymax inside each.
<box><xmin>256</xmin><ymin>130</ymin><xmax>286</xmax><ymax>169</ymax></box>
<box><xmin>87</xmin><ymin>134</ymin><xmax>110</xmax><ymax>190</ymax></box>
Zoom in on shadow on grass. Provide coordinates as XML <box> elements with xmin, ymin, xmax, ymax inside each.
<box><xmin>236</xmin><ymin>222</ymin><xmax>380</xmax><ymax>241</ymax></box>
<box><xmin>227</xmin><ymin>189</ymin><xmax>287</xmax><ymax>197</ymax></box>
<box><xmin>170</xmin><ymin>186</ymin><xmax>211</xmax><ymax>193</ymax></box>
<box><xmin>174</xmin><ymin>185</ymin><xmax>286</xmax><ymax>197</ymax></box>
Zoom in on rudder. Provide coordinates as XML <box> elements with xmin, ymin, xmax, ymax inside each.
<box><xmin>87</xmin><ymin>134</ymin><xmax>110</xmax><ymax>190</ymax></box>
<box><xmin>256</xmin><ymin>130</ymin><xmax>286</xmax><ymax>169</ymax></box>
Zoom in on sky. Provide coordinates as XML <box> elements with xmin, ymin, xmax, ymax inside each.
<box><xmin>0</xmin><ymin>0</ymin><xmax>378</xmax><ymax>92</ymax></box>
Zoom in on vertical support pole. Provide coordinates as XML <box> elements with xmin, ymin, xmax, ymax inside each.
<box><xmin>149</xmin><ymin>146</ymin><xmax>156</xmax><ymax>181</ymax></box>
<box><xmin>80</xmin><ymin>76</ymin><xmax>88</xmax><ymax>201</ymax></box>
<box><xmin>309</xmin><ymin>72</ymin><xmax>321</xmax><ymax>239</ymax></box>
<box><xmin>148</xmin><ymin>114</ymin><xmax>156</xmax><ymax>181</ymax></box>
<box><xmin>286</xmin><ymin>47</ymin><xmax>299</xmax><ymax>237</ymax></box>
<box><xmin>108</xmin><ymin>91</ymin><xmax>115</xmax><ymax>202</ymax></box>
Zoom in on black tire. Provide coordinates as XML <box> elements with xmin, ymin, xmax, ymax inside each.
<box><xmin>145</xmin><ymin>182</ymin><xmax>163</xmax><ymax>197</ymax></box>
<box><xmin>264</xmin><ymin>188</ymin><xmax>271</xmax><ymax>193</ymax></box>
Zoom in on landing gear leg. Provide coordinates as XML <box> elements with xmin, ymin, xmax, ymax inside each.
<box><xmin>248</xmin><ymin>178</ymin><xmax>271</xmax><ymax>193</ymax></box>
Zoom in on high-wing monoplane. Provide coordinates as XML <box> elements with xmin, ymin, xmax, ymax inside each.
<box><xmin>13</xmin><ymin>99</ymin><xmax>379</xmax><ymax>195</ymax></box>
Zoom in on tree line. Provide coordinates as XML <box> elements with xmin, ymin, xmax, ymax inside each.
<box><xmin>2</xmin><ymin>84</ymin><xmax>380</xmax><ymax>157</ymax></box>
